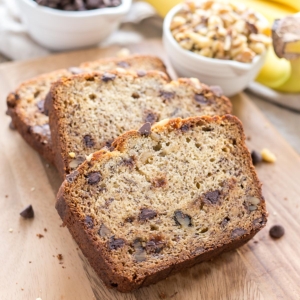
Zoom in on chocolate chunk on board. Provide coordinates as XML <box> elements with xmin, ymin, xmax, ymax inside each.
<box><xmin>251</xmin><ymin>150</ymin><xmax>262</xmax><ymax>165</ymax></box>
<box><xmin>20</xmin><ymin>205</ymin><xmax>34</xmax><ymax>219</ymax></box>
<box><xmin>269</xmin><ymin>225</ymin><xmax>285</xmax><ymax>239</ymax></box>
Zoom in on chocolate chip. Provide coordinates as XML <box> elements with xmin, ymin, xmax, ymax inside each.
<box><xmin>125</xmin><ymin>216</ymin><xmax>135</xmax><ymax>223</ymax></box>
<box><xmin>131</xmin><ymin>92</ymin><xmax>140</xmax><ymax>99</ymax></box>
<box><xmin>152</xmin><ymin>177</ymin><xmax>167</xmax><ymax>188</ymax></box>
<box><xmin>180</xmin><ymin>124</ymin><xmax>190</xmax><ymax>132</ymax></box>
<box><xmin>194</xmin><ymin>94</ymin><xmax>208</xmax><ymax>104</ymax></box>
<box><xmin>98</xmin><ymin>224</ymin><xmax>111</xmax><ymax>237</ymax></box>
<box><xmin>44</xmin><ymin>91</ymin><xmax>52</xmax><ymax>116</ymax></box>
<box><xmin>68</xmin><ymin>67</ymin><xmax>84</xmax><ymax>74</ymax></box>
<box><xmin>83</xmin><ymin>134</ymin><xmax>95</xmax><ymax>148</ymax></box>
<box><xmin>139</xmin><ymin>208</ymin><xmax>157</xmax><ymax>221</ymax></box>
<box><xmin>122</xmin><ymin>157</ymin><xmax>135</xmax><ymax>168</ymax></box>
<box><xmin>246</xmin><ymin>22</ymin><xmax>258</xmax><ymax>34</ymax></box>
<box><xmin>137</xmin><ymin>70</ymin><xmax>146</xmax><ymax>77</ymax></box>
<box><xmin>36</xmin><ymin>99</ymin><xmax>45</xmax><ymax>113</ymax></box>
<box><xmin>117</xmin><ymin>61</ymin><xmax>130</xmax><ymax>68</ymax></box>
<box><xmin>231</xmin><ymin>228</ymin><xmax>247</xmax><ymax>238</ymax></box>
<box><xmin>138</xmin><ymin>122</ymin><xmax>151</xmax><ymax>136</ymax></box>
<box><xmin>221</xmin><ymin>217</ymin><xmax>230</xmax><ymax>227</ymax></box>
<box><xmin>144</xmin><ymin>110</ymin><xmax>159</xmax><ymax>124</ymax></box>
<box><xmin>251</xmin><ymin>150</ymin><xmax>262</xmax><ymax>165</ymax></box>
<box><xmin>204</xmin><ymin>190</ymin><xmax>220</xmax><ymax>204</ymax></box>
<box><xmin>159</xmin><ymin>90</ymin><xmax>175</xmax><ymax>101</ymax></box>
<box><xmin>87</xmin><ymin>172</ymin><xmax>101</xmax><ymax>185</ymax></box>
<box><xmin>108</xmin><ymin>237</ymin><xmax>125</xmax><ymax>250</ymax></box>
<box><xmin>86</xmin><ymin>0</ymin><xmax>100</xmax><ymax>9</ymax></box>
<box><xmin>210</xmin><ymin>85</ymin><xmax>223</xmax><ymax>97</ymax></box>
<box><xmin>9</xmin><ymin>121</ymin><xmax>16</xmax><ymax>130</ymax></box>
<box><xmin>102</xmin><ymin>73</ymin><xmax>116</xmax><ymax>82</ymax></box>
<box><xmin>20</xmin><ymin>205</ymin><xmax>34</xmax><ymax>219</ymax></box>
<box><xmin>66</xmin><ymin>170</ymin><xmax>79</xmax><ymax>183</ymax></box>
<box><xmin>85</xmin><ymin>215</ymin><xmax>94</xmax><ymax>229</ymax></box>
<box><xmin>145</xmin><ymin>236</ymin><xmax>164</xmax><ymax>254</ymax></box>
<box><xmin>174</xmin><ymin>210</ymin><xmax>192</xmax><ymax>228</ymax></box>
<box><xmin>269</xmin><ymin>225</ymin><xmax>284</xmax><ymax>239</ymax></box>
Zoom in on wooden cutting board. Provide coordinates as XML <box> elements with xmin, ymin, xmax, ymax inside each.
<box><xmin>0</xmin><ymin>40</ymin><xmax>299</xmax><ymax>300</ymax></box>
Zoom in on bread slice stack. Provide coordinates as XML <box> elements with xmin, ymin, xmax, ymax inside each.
<box><xmin>48</xmin><ymin>70</ymin><xmax>232</xmax><ymax>177</ymax></box>
<box><xmin>6</xmin><ymin>55</ymin><xmax>167</xmax><ymax>164</ymax></box>
<box><xmin>6</xmin><ymin>54</ymin><xmax>267</xmax><ymax>292</ymax></box>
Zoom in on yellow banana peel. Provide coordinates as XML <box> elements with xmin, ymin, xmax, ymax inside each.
<box><xmin>256</xmin><ymin>47</ymin><xmax>291</xmax><ymax>88</ymax></box>
<box><xmin>274</xmin><ymin>57</ymin><xmax>300</xmax><ymax>92</ymax></box>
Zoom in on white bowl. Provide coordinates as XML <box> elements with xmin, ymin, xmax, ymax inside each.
<box><xmin>163</xmin><ymin>4</ymin><xmax>268</xmax><ymax>97</ymax></box>
<box><xmin>16</xmin><ymin>0</ymin><xmax>132</xmax><ymax>51</ymax></box>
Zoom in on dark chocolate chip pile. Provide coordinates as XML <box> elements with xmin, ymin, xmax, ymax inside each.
<box><xmin>34</xmin><ymin>0</ymin><xmax>122</xmax><ymax>11</ymax></box>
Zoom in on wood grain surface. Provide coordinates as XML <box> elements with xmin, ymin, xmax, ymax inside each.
<box><xmin>0</xmin><ymin>40</ymin><xmax>299</xmax><ymax>300</ymax></box>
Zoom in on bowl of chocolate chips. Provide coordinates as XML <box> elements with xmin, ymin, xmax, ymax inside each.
<box><xmin>16</xmin><ymin>0</ymin><xmax>132</xmax><ymax>50</ymax></box>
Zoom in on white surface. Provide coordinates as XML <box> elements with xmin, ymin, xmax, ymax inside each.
<box><xmin>15</xmin><ymin>0</ymin><xmax>132</xmax><ymax>51</ymax></box>
<box><xmin>248</xmin><ymin>82</ymin><xmax>300</xmax><ymax>112</ymax></box>
<box><xmin>163</xmin><ymin>4</ymin><xmax>268</xmax><ymax>97</ymax></box>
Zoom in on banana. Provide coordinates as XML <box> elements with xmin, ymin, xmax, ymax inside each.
<box><xmin>144</xmin><ymin>0</ymin><xmax>182</xmax><ymax>17</ymax></box>
<box><xmin>274</xmin><ymin>57</ymin><xmax>300</xmax><ymax>92</ymax></box>
<box><xmin>255</xmin><ymin>47</ymin><xmax>291</xmax><ymax>88</ymax></box>
<box><xmin>268</xmin><ymin>0</ymin><xmax>300</xmax><ymax>12</ymax></box>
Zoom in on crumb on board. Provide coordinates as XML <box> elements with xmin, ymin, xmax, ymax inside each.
<box><xmin>9</xmin><ymin>228</ymin><xmax>13</xmax><ymax>233</ymax></box>
<box><xmin>57</xmin><ymin>254</ymin><xmax>63</xmax><ymax>261</ymax></box>
<box><xmin>30</xmin><ymin>187</ymin><xmax>35</xmax><ymax>192</ymax></box>
<box><xmin>36</xmin><ymin>234</ymin><xmax>44</xmax><ymax>239</ymax></box>
<box><xmin>44</xmin><ymin>228</ymin><xmax>47</xmax><ymax>232</ymax></box>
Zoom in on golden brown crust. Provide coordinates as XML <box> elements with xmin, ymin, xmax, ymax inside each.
<box><xmin>6</xmin><ymin>56</ymin><xmax>169</xmax><ymax>166</ymax></box>
<box><xmin>56</xmin><ymin>115</ymin><xmax>267</xmax><ymax>292</ymax></box>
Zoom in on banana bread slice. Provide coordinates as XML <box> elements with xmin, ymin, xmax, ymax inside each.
<box><xmin>48</xmin><ymin>70</ymin><xmax>232</xmax><ymax>178</ymax></box>
<box><xmin>56</xmin><ymin>115</ymin><xmax>267</xmax><ymax>293</ymax></box>
<box><xmin>6</xmin><ymin>55</ymin><xmax>167</xmax><ymax>164</ymax></box>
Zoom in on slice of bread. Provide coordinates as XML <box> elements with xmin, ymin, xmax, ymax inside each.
<box><xmin>48</xmin><ymin>70</ymin><xmax>232</xmax><ymax>178</ymax></box>
<box><xmin>56</xmin><ymin>115</ymin><xmax>267</xmax><ymax>292</ymax></box>
<box><xmin>6</xmin><ymin>55</ymin><xmax>167</xmax><ymax>164</ymax></box>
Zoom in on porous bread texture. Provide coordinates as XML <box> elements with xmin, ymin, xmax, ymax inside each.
<box><xmin>6</xmin><ymin>55</ymin><xmax>167</xmax><ymax>164</ymax></box>
<box><xmin>56</xmin><ymin>115</ymin><xmax>267</xmax><ymax>292</ymax></box>
<box><xmin>49</xmin><ymin>70</ymin><xmax>232</xmax><ymax>177</ymax></box>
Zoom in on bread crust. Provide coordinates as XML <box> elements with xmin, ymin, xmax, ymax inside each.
<box><xmin>56</xmin><ymin>115</ymin><xmax>267</xmax><ymax>292</ymax></box>
<box><xmin>6</xmin><ymin>56</ymin><xmax>168</xmax><ymax>166</ymax></box>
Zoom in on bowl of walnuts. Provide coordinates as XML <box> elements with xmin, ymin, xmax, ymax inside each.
<box><xmin>163</xmin><ymin>0</ymin><xmax>271</xmax><ymax>96</ymax></box>
<box><xmin>16</xmin><ymin>0</ymin><xmax>132</xmax><ymax>51</ymax></box>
